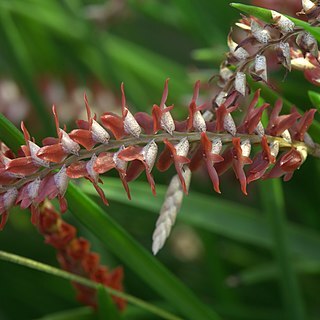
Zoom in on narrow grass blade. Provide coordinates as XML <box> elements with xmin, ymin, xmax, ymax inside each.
<box><xmin>308</xmin><ymin>91</ymin><xmax>320</xmax><ymax>111</ymax></box>
<box><xmin>0</xmin><ymin>113</ymin><xmax>25</xmax><ymax>153</ymax></box>
<box><xmin>97</xmin><ymin>285</ymin><xmax>123</xmax><ymax>320</ymax></box>
<box><xmin>0</xmin><ymin>250</ymin><xmax>182</xmax><ymax>320</ymax></box>
<box><xmin>0</xmin><ymin>8</ymin><xmax>54</xmax><ymax>135</ymax></box>
<box><xmin>260</xmin><ymin>179</ymin><xmax>305</xmax><ymax>320</ymax></box>
<box><xmin>236</xmin><ymin>260</ymin><xmax>320</xmax><ymax>286</ymax></box>
<box><xmin>35</xmin><ymin>307</ymin><xmax>94</xmax><ymax>320</ymax></box>
<box><xmin>81</xmin><ymin>178</ymin><xmax>320</xmax><ymax>261</ymax></box>
<box><xmin>66</xmin><ymin>184</ymin><xmax>220</xmax><ymax>320</ymax></box>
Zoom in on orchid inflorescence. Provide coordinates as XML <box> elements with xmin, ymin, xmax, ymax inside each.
<box><xmin>0</xmin><ymin>1</ymin><xmax>320</xmax><ymax>259</ymax></box>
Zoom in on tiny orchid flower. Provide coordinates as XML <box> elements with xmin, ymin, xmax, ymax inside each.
<box><xmin>157</xmin><ymin>138</ymin><xmax>190</xmax><ymax>193</ymax></box>
<box><xmin>232</xmin><ymin>138</ymin><xmax>252</xmax><ymax>195</ymax></box>
<box><xmin>266</xmin><ymin>100</ymin><xmax>301</xmax><ymax>137</ymax></box>
<box><xmin>101</xmin><ymin>83</ymin><xmax>141</xmax><ymax>139</ymax></box>
<box><xmin>215</xmin><ymin>91</ymin><xmax>239</xmax><ymax>135</ymax></box>
<box><xmin>271</xmin><ymin>10</ymin><xmax>295</xmax><ymax>34</ymax></box>
<box><xmin>200</xmin><ymin>133</ymin><xmax>224</xmax><ymax>193</ymax></box>
<box><xmin>186</xmin><ymin>81</ymin><xmax>207</xmax><ymax>132</ymax></box>
<box><xmin>93</xmin><ymin>146</ymin><xmax>131</xmax><ymax>200</ymax></box>
<box><xmin>118</xmin><ymin>140</ymin><xmax>158</xmax><ymax>195</ymax></box>
<box><xmin>37</xmin><ymin>106</ymin><xmax>80</xmax><ymax>163</ymax></box>
<box><xmin>69</xmin><ymin>94</ymin><xmax>110</xmax><ymax>150</ymax></box>
<box><xmin>247</xmin><ymin>136</ymin><xmax>276</xmax><ymax>183</ymax></box>
<box><xmin>237</xmin><ymin>89</ymin><xmax>269</xmax><ymax>134</ymax></box>
<box><xmin>152</xmin><ymin>79</ymin><xmax>175</xmax><ymax>135</ymax></box>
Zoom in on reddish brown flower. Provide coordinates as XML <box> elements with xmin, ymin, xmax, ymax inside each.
<box><xmin>157</xmin><ymin>138</ymin><xmax>190</xmax><ymax>193</ymax></box>
<box><xmin>37</xmin><ymin>106</ymin><xmax>80</xmax><ymax>163</ymax></box>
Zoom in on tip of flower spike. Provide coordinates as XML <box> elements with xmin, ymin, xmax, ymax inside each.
<box><xmin>192</xmin><ymin>80</ymin><xmax>201</xmax><ymax>102</ymax></box>
<box><xmin>160</xmin><ymin>78</ymin><xmax>170</xmax><ymax>109</ymax></box>
<box><xmin>83</xmin><ymin>92</ymin><xmax>92</xmax><ymax>125</ymax></box>
<box><xmin>52</xmin><ymin>105</ymin><xmax>61</xmax><ymax>138</ymax></box>
<box><xmin>21</xmin><ymin>121</ymin><xmax>31</xmax><ymax>143</ymax></box>
<box><xmin>120</xmin><ymin>82</ymin><xmax>128</xmax><ymax>117</ymax></box>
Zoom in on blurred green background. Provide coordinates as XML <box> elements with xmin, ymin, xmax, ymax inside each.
<box><xmin>0</xmin><ymin>0</ymin><xmax>320</xmax><ymax>319</ymax></box>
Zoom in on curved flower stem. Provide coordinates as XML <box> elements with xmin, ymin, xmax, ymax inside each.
<box><xmin>0</xmin><ymin>250</ymin><xmax>183</xmax><ymax>320</ymax></box>
<box><xmin>260</xmin><ymin>179</ymin><xmax>305</xmax><ymax>320</ymax></box>
<box><xmin>0</xmin><ymin>132</ymin><xmax>318</xmax><ymax>193</ymax></box>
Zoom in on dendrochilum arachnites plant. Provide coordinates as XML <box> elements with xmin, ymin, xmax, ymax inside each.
<box><xmin>1</xmin><ymin>0</ymin><xmax>320</xmax><ymax>312</ymax></box>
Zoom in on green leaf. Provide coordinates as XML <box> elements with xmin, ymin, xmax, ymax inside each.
<box><xmin>97</xmin><ymin>285</ymin><xmax>123</xmax><ymax>320</ymax></box>
<box><xmin>0</xmin><ymin>8</ymin><xmax>55</xmax><ymax>136</ymax></box>
<box><xmin>0</xmin><ymin>250</ymin><xmax>182</xmax><ymax>320</ymax></box>
<box><xmin>81</xmin><ymin>178</ymin><xmax>320</xmax><ymax>262</ymax></box>
<box><xmin>308</xmin><ymin>90</ymin><xmax>320</xmax><ymax>111</ymax></box>
<box><xmin>66</xmin><ymin>184</ymin><xmax>220</xmax><ymax>320</ymax></box>
<box><xmin>260</xmin><ymin>179</ymin><xmax>305</xmax><ymax>320</ymax></box>
<box><xmin>0</xmin><ymin>113</ymin><xmax>25</xmax><ymax>153</ymax></box>
<box><xmin>35</xmin><ymin>307</ymin><xmax>94</xmax><ymax>320</ymax></box>
<box><xmin>237</xmin><ymin>260</ymin><xmax>320</xmax><ymax>286</ymax></box>
<box><xmin>230</xmin><ymin>3</ymin><xmax>320</xmax><ymax>42</ymax></box>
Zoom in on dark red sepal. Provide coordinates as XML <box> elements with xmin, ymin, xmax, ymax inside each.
<box><xmin>232</xmin><ymin>138</ymin><xmax>252</xmax><ymax>195</ymax></box>
<box><xmin>100</xmin><ymin>113</ymin><xmax>124</xmax><ymax>140</ymax></box>
<box><xmin>69</xmin><ymin>129</ymin><xmax>96</xmax><ymax>150</ymax></box>
<box><xmin>6</xmin><ymin>157</ymin><xmax>39</xmax><ymax>175</ymax></box>
<box><xmin>200</xmin><ymin>132</ymin><xmax>224</xmax><ymax>193</ymax></box>
<box><xmin>37</xmin><ymin>144</ymin><xmax>68</xmax><ymax>163</ymax></box>
<box><xmin>247</xmin><ymin>136</ymin><xmax>276</xmax><ymax>184</ymax></box>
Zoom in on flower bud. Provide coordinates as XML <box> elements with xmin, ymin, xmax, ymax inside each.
<box><xmin>270</xmin><ymin>141</ymin><xmax>280</xmax><ymax>158</ymax></box>
<box><xmin>60</xmin><ymin>129</ymin><xmax>80</xmax><ymax>155</ymax></box>
<box><xmin>54</xmin><ymin>165</ymin><xmax>69</xmax><ymax>196</ymax></box>
<box><xmin>251</xmin><ymin>20</ymin><xmax>270</xmax><ymax>44</ymax></box>
<box><xmin>175</xmin><ymin>137</ymin><xmax>190</xmax><ymax>157</ymax></box>
<box><xmin>160</xmin><ymin>109</ymin><xmax>175</xmax><ymax>135</ymax></box>
<box><xmin>142</xmin><ymin>140</ymin><xmax>158</xmax><ymax>172</ymax></box>
<box><xmin>211</xmin><ymin>138</ymin><xmax>222</xmax><ymax>154</ymax></box>
<box><xmin>227</xmin><ymin>34</ymin><xmax>249</xmax><ymax>60</ymax></box>
<box><xmin>224</xmin><ymin>113</ymin><xmax>237</xmax><ymax>136</ymax></box>
<box><xmin>91</xmin><ymin>119</ymin><xmax>110</xmax><ymax>144</ymax></box>
<box><xmin>193</xmin><ymin>111</ymin><xmax>206</xmax><ymax>132</ymax></box>
<box><xmin>235</xmin><ymin>72</ymin><xmax>246</xmax><ymax>96</ymax></box>
<box><xmin>240</xmin><ymin>139</ymin><xmax>251</xmax><ymax>158</ymax></box>
<box><xmin>255</xmin><ymin>55</ymin><xmax>268</xmax><ymax>82</ymax></box>
<box><xmin>271</xmin><ymin>10</ymin><xmax>295</xmax><ymax>33</ymax></box>
<box><xmin>279</xmin><ymin>42</ymin><xmax>291</xmax><ymax>71</ymax></box>
<box><xmin>86</xmin><ymin>154</ymin><xmax>99</xmax><ymax>183</ymax></box>
<box><xmin>124</xmin><ymin>109</ymin><xmax>142</xmax><ymax>138</ymax></box>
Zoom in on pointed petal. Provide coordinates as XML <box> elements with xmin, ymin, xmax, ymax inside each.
<box><xmin>93</xmin><ymin>152</ymin><xmax>116</xmax><ymax>174</ymax></box>
<box><xmin>37</xmin><ymin>144</ymin><xmax>67</xmax><ymax>163</ymax></box>
<box><xmin>66</xmin><ymin>162</ymin><xmax>88</xmax><ymax>179</ymax></box>
<box><xmin>134</xmin><ymin>112</ymin><xmax>154</xmax><ymax>134</ymax></box>
<box><xmin>100</xmin><ymin>113</ymin><xmax>124</xmax><ymax>140</ymax></box>
<box><xmin>69</xmin><ymin>129</ymin><xmax>96</xmax><ymax>150</ymax></box>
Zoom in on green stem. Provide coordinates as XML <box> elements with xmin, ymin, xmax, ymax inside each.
<box><xmin>260</xmin><ymin>179</ymin><xmax>305</xmax><ymax>320</ymax></box>
<box><xmin>0</xmin><ymin>250</ymin><xmax>182</xmax><ymax>320</ymax></box>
